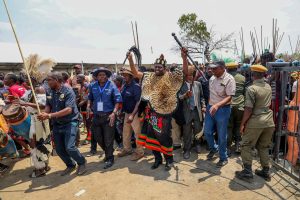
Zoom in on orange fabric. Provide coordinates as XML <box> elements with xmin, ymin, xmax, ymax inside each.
<box><xmin>286</xmin><ymin>136</ymin><xmax>299</xmax><ymax>166</ymax></box>
<box><xmin>286</xmin><ymin>81</ymin><xmax>300</xmax><ymax>166</ymax></box>
<box><xmin>0</xmin><ymin>114</ymin><xmax>9</xmax><ymax>134</ymax></box>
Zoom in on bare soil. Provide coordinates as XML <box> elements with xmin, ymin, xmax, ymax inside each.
<box><xmin>0</xmin><ymin>144</ymin><xmax>299</xmax><ymax>200</ymax></box>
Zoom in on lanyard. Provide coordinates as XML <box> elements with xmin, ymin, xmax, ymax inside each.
<box><xmin>98</xmin><ymin>81</ymin><xmax>109</xmax><ymax>101</ymax></box>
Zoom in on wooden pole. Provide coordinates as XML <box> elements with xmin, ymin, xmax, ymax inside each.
<box><xmin>254</xmin><ymin>27</ymin><xmax>261</xmax><ymax>55</ymax></box>
<box><xmin>288</xmin><ymin>35</ymin><xmax>294</xmax><ymax>55</ymax></box>
<box><xmin>131</xmin><ymin>21</ymin><xmax>137</xmax><ymax>47</ymax></box>
<box><xmin>240</xmin><ymin>27</ymin><xmax>245</xmax><ymax>60</ymax></box>
<box><xmin>135</xmin><ymin>21</ymin><xmax>140</xmax><ymax>50</ymax></box>
<box><xmin>260</xmin><ymin>25</ymin><xmax>263</xmax><ymax>54</ymax></box>
<box><xmin>3</xmin><ymin>0</ymin><xmax>41</xmax><ymax>114</ymax></box>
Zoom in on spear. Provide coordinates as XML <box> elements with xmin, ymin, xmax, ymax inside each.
<box><xmin>2</xmin><ymin>0</ymin><xmax>41</xmax><ymax>114</ymax></box>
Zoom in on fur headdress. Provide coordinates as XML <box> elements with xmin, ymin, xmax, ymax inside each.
<box><xmin>23</xmin><ymin>54</ymin><xmax>56</xmax><ymax>83</ymax></box>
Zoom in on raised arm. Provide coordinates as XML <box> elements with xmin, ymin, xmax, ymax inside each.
<box><xmin>181</xmin><ymin>47</ymin><xmax>189</xmax><ymax>76</ymax></box>
<box><xmin>128</xmin><ymin>52</ymin><xmax>143</xmax><ymax>80</ymax></box>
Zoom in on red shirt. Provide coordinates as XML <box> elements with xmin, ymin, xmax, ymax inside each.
<box><xmin>8</xmin><ymin>84</ymin><xmax>26</xmax><ymax>98</ymax></box>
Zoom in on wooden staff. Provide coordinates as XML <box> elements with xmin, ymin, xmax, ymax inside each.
<box><xmin>81</xmin><ymin>61</ymin><xmax>84</xmax><ymax>75</ymax></box>
<box><xmin>135</xmin><ymin>21</ymin><xmax>140</xmax><ymax>50</ymax></box>
<box><xmin>260</xmin><ymin>25</ymin><xmax>263</xmax><ymax>53</ymax></box>
<box><xmin>254</xmin><ymin>27</ymin><xmax>261</xmax><ymax>55</ymax></box>
<box><xmin>239</xmin><ymin>27</ymin><xmax>245</xmax><ymax>61</ymax></box>
<box><xmin>288</xmin><ymin>35</ymin><xmax>294</xmax><ymax>55</ymax></box>
<box><xmin>2</xmin><ymin>0</ymin><xmax>41</xmax><ymax>114</ymax></box>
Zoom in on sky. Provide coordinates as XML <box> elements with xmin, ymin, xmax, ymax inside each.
<box><xmin>0</xmin><ymin>0</ymin><xmax>300</xmax><ymax>64</ymax></box>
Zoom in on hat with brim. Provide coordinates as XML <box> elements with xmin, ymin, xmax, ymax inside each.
<box><xmin>226</xmin><ymin>62</ymin><xmax>239</xmax><ymax>69</ymax></box>
<box><xmin>120</xmin><ymin>66</ymin><xmax>134</xmax><ymax>76</ymax></box>
<box><xmin>250</xmin><ymin>65</ymin><xmax>268</xmax><ymax>73</ymax></box>
<box><xmin>209</xmin><ymin>60</ymin><xmax>225</xmax><ymax>68</ymax></box>
<box><xmin>73</xmin><ymin>65</ymin><xmax>81</xmax><ymax>69</ymax></box>
<box><xmin>93</xmin><ymin>67</ymin><xmax>112</xmax><ymax>77</ymax></box>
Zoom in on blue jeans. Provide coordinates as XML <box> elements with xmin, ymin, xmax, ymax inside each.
<box><xmin>204</xmin><ymin>105</ymin><xmax>231</xmax><ymax>161</ymax></box>
<box><xmin>53</xmin><ymin>121</ymin><xmax>85</xmax><ymax>167</ymax></box>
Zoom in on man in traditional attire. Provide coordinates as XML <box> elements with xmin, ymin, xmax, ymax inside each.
<box><xmin>128</xmin><ymin>49</ymin><xmax>187</xmax><ymax>171</ymax></box>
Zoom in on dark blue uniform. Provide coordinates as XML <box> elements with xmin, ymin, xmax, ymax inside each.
<box><xmin>46</xmin><ymin>85</ymin><xmax>85</xmax><ymax>168</ymax></box>
<box><xmin>121</xmin><ymin>80</ymin><xmax>141</xmax><ymax>114</ymax></box>
<box><xmin>88</xmin><ymin>80</ymin><xmax>122</xmax><ymax>162</ymax></box>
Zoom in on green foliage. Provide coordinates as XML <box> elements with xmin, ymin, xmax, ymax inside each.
<box><xmin>178</xmin><ymin>13</ymin><xmax>210</xmax><ymax>42</ymax></box>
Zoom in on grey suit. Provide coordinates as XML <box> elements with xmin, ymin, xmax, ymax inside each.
<box><xmin>179</xmin><ymin>81</ymin><xmax>206</xmax><ymax>152</ymax></box>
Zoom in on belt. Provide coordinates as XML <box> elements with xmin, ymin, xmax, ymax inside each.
<box><xmin>94</xmin><ymin>112</ymin><xmax>112</xmax><ymax>117</ymax></box>
<box><xmin>253</xmin><ymin>107</ymin><xmax>270</xmax><ymax>115</ymax></box>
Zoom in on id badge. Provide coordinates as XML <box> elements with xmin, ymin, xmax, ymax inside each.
<box><xmin>97</xmin><ymin>102</ymin><xmax>104</xmax><ymax>112</ymax></box>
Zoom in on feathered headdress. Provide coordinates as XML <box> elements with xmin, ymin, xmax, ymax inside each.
<box><xmin>23</xmin><ymin>54</ymin><xmax>56</xmax><ymax>83</ymax></box>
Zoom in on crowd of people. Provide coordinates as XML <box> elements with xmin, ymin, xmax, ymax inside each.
<box><xmin>0</xmin><ymin>48</ymin><xmax>299</xmax><ymax>184</ymax></box>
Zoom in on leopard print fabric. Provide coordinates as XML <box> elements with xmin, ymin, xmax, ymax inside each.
<box><xmin>141</xmin><ymin>68</ymin><xmax>183</xmax><ymax>115</ymax></box>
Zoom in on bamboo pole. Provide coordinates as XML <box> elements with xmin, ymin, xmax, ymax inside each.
<box><xmin>2</xmin><ymin>0</ymin><xmax>41</xmax><ymax>114</ymax></box>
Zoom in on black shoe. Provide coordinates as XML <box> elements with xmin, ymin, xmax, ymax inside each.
<box><xmin>0</xmin><ymin>164</ymin><xmax>9</xmax><ymax>174</ymax></box>
<box><xmin>103</xmin><ymin>160</ymin><xmax>114</xmax><ymax>169</ymax></box>
<box><xmin>165</xmin><ymin>162</ymin><xmax>174</xmax><ymax>171</ymax></box>
<box><xmin>227</xmin><ymin>149</ymin><xmax>232</xmax><ymax>158</ymax></box>
<box><xmin>195</xmin><ymin>144</ymin><xmax>201</xmax><ymax>154</ymax></box>
<box><xmin>207</xmin><ymin>150</ymin><xmax>218</xmax><ymax>160</ymax></box>
<box><xmin>86</xmin><ymin>150</ymin><xmax>96</xmax><ymax>157</ymax></box>
<box><xmin>216</xmin><ymin>160</ymin><xmax>228</xmax><ymax>168</ymax></box>
<box><xmin>255</xmin><ymin>167</ymin><xmax>271</xmax><ymax>182</ymax></box>
<box><xmin>77</xmin><ymin>164</ymin><xmax>87</xmax><ymax>176</ymax></box>
<box><xmin>151</xmin><ymin>160</ymin><xmax>162</xmax><ymax>170</ymax></box>
<box><xmin>235</xmin><ymin>164</ymin><xmax>253</xmax><ymax>183</ymax></box>
<box><xmin>60</xmin><ymin>166</ymin><xmax>76</xmax><ymax>176</ymax></box>
<box><xmin>234</xmin><ymin>143</ymin><xmax>241</xmax><ymax>154</ymax></box>
<box><xmin>183</xmin><ymin>151</ymin><xmax>191</xmax><ymax>159</ymax></box>
<box><xmin>173</xmin><ymin>145</ymin><xmax>182</xmax><ymax>150</ymax></box>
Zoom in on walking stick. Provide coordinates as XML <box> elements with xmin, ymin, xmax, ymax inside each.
<box><xmin>171</xmin><ymin>33</ymin><xmax>207</xmax><ymax>82</ymax></box>
<box><xmin>2</xmin><ymin>0</ymin><xmax>41</xmax><ymax>114</ymax></box>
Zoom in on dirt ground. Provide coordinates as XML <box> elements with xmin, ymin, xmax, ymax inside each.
<box><xmin>0</xmin><ymin>143</ymin><xmax>300</xmax><ymax>200</ymax></box>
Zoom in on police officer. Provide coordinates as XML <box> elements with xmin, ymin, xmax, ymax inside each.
<box><xmin>38</xmin><ymin>72</ymin><xmax>86</xmax><ymax>176</ymax></box>
<box><xmin>87</xmin><ymin>67</ymin><xmax>122</xmax><ymax>169</ymax></box>
<box><xmin>226</xmin><ymin>62</ymin><xmax>245</xmax><ymax>155</ymax></box>
<box><xmin>235</xmin><ymin>65</ymin><xmax>275</xmax><ymax>182</ymax></box>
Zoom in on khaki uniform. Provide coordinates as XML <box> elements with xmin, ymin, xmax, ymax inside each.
<box><xmin>241</xmin><ymin>79</ymin><xmax>275</xmax><ymax>167</ymax></box>
<box><xmin>228</xmin><ymin>72</ymin><xmax>245</xmax><ymax>146</ymax></box>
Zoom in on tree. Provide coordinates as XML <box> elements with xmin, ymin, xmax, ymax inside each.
<box><xmin>176</xmin><ymin>13</ymin><xmax>234</xmax><ymax>62</ymax></box>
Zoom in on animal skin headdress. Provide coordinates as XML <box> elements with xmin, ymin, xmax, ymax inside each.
<box><xmin>23</xmin><ymin>54</ymin><xmax>56</xmax><ymax>83</ymax></box>
<box><xmin>154</xmin><ymin>54</ymin><xmax>167</xmax><ymax>67</ymax></box>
